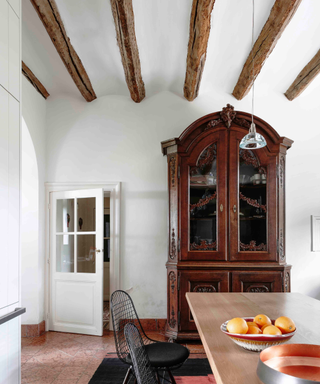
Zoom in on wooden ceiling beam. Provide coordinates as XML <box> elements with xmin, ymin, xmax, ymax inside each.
<box><xmin>184</xmin><ymin>0</ymin><xmax>216</xmax><ymax>101</ymax></box>
<box><xmin>22</xmin><ymin>61</ymin><xmax>50</xmax><ymax>99</ymax></box>
<box><xmin>30</xmin><ymin>0</ymin><xmax>96</xmax><ymax>102</ymax></box>
<box><xmin>110</xmin><ymin>0</ymin><xmax>145</xmax><ymax>103</ymax></box>
<box><xmin>232</xmin><ymin>0</ymin><xmax>302</xmax><ymax>101</ymax></box>
<box><xmin>285</xmin><ymin>50</ymin><xmax>320</xmax><ymax>101</ymax></box>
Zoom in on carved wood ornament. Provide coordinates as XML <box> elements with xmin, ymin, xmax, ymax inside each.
<box><xmin>169</xmin><ymin>156</ymin><xmax>176</xmax><ymax>188</ymax></box>
<box><xmin>169</xmin><ymin>271</ymin><xmax>176</xmax><ymax>294</ymax></box>
<box><xmin>190</xmin><ymin>240</ymin><xmax>217</xmax><ymax>251</ymax></box>
<box><xmin>279</xmin><ymin>156</ymin><xmax>285</xmax><ymax>189</ymax></box>
<box><xmin>168</xmin><ymin>306</ymin><xmax>176</xmax><ymax>329</ymax></box>
<box><xmin>193</xmin><ymin>285</ymin><xmax>216</xmax><ymax>293</ymax></box>
<box><xmin>196</xmin><ymin>143</ymin><xmax>217</xmax><ymax>171</ymax></box>
<box><xmin>279</xmin><ymin>229</ymin><xmax>284</xmax><ymax>261</ymax></box>
<box><xmin>169</xmin><ymin>229</ymin><xmax>177</xmax><ymax>260</ymax></box>
<box><xmin>239</xmin><ymin>192</ymin><xmax>267</xmax><ymax>213</ymax></box>
<box><xmin>240</xmin><ymin>241</ymin><xmax>267</xmax><ymax>252</ymax></box>
<box><xmin>246</xmin><ymin>285</ymin><xmax>270</xmax><ymax>293</ymax></box>
<box><xmin>190</xmin><ymin>191</ymin><xmax>217</xmax><ymax>213</ymax></box>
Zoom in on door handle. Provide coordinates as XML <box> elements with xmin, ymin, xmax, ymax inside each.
<box><xmin>96</xmin><ymin>249</ymin><xmax>101</xmax><ymax>253</ymax></box>
<box><xmin>233</xmin><ymin>205</ymin><xmax>237</xmax><ymax>213</ymax></box>
<box><xmin>220</xmin><ymin>204</ymin><xmax>223</xmax><ymax>212</ymax></box>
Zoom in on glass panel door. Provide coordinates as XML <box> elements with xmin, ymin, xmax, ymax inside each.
<box><xmin>239</xmin><ymin>149</ymin><xmax>267</xmax><ymax>251</ymax></box>
<box><xmin>229</xmin><ymin>130</ymin><xmax>277</xmax><ymax>262</ymax></box>
<box><xmin>50</xmin><ymin>188</ymin><xmax>104</xmax><ymax>336</ymax></box>
<box><xmin>190</xmin><ymin>143</ymin><xmax>217</xmax><ymax>251</ymax></box>
<box><xmin>181</xmin><ymin>130</ymin><xmax>228</xmax><ymax>261</ymax></box>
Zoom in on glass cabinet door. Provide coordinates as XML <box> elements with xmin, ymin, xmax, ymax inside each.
<box><xmin>181</xmin><ymin>131</ymin><xmax>227</xmax><ymax>261</ymax></box>
<box><xmin>238</xmin><ymin>148</ymin><xmax>267</xmax><ymax>252</ymax></box>
<box><xmin>229</xmin><ymin>130</ymin><xmax>277</xmax><ymax>261</ymax></box>
<box><xmin>189</xmin><ymin>143</ymin><xmax>218</xmax><ymax>251</ymax></box>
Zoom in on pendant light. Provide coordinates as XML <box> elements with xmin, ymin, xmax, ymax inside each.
<box><xmin>239</xmin><ymin>0</ymin><xmax>267</xmax><ymax>150</ymax></box>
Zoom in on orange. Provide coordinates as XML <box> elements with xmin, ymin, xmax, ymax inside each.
<box><xmin>261</xmin><ymin>324</ymin><xmax>270</xmax><ymax>332</ymax></box>
<box><xmin>275</xmin><ymin>316</ymin><xmax>296</xmax><ymax>334</ymax></box>
<box><xmin>263</xmin><ymin>325</ymin><xmax>282</xmax><ymax>335</ymax></box>
<box><xmin>246</xmin><ymin>325</ymin><xmax>262</xmax><ymax>334</ymax></box>
<box><xmin>246</xmin><ymin>321</ymin><xmax>259</xmax><ymax>328</ymax></box>
<box><xmin>227</xmin><ymin>318</ymin><xmax>248</xmax><ymax>334</ymax></box>
<box><xmin>254</xmin><ymin>314</ymin><xmax>272</xmax><ymax>328</ymax></box>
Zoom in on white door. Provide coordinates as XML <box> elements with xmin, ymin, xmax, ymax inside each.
<box><xmin>49</xmin><ymin>189</ymin><xmax>104</xmax><ymax>336</ymax></box>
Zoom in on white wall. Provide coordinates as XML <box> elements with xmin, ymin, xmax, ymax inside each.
<box><xmin>21</xmin><ymin>76</ymin><xmax>47</xmax><ymax>324</ymax></box>
<box><xmin>46</xmin><ymin>87</ymin><xmax>320</xmax><ymax>318</ymax></box>
<box><xmin>21</xmin><ymin>118</ymin><xmax>39</xmax><ymax>324</ymax></box>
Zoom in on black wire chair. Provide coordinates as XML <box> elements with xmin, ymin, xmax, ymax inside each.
<box><xmin>124</xmin><ymin>323</ymin><xmax>158</xmax><ymax>384</ymax></box>
<box><xmin>110</xmin><ymin>290</ymin><xmax>189</xmax><ymax>384</ymax></box>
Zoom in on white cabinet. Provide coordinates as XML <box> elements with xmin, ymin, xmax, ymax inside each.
<box><xmin>0</xmin><ymin>92</ymin><xmax>19</xmax><ymax>310</ymax></box>
<box><xmin>0</xmin><ymin>318</ymin><xmax>20</xmax><ymax>384</ymax></box>
<box><xmin>8</xmin><ymin>0</ymin><xmax>20</xmax><ymax>17</ymax></box>
<box><xmin>8</xmin><ymin>6</ymin><xmax>19</xmax><ymax>101</ymax></box>
<box><xmin>0</xmin><ymin>0</ymin><xmax>9</xmax><ymax>90</ymax></box>
<box><xmin>0</xmin><ymin>88</ymin><xmax>9</xmax><ymax>310</ymax></box>
<box><xmin>8</xmin><ymin>96</ymin><xmax>20</xmax><ymax>305</ymax></box>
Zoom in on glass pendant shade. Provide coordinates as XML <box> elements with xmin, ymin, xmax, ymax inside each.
<box><xmin>239</xmin><ymin>123</ymin><xmax>267</xmax><ymax>150</ymax></box>
<box><xmin>239</xmin><ymin>0</ymin><xmax>267</xmax><ymax>150</ymax></box>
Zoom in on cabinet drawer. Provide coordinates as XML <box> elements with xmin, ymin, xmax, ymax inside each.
<box><xmin>232</xmin><ymin>271</ymin><xmax>282</xmax><ymax>293</ymax></box>
<box><xmin>179</xmin><ymin>271</ymin><xmax>229</xmax><ymax>332</ymax></box>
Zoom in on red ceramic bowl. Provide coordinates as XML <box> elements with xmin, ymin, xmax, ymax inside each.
<box><xmin>221</xmin><ymin>317</ymin><xmax>296</xmax><ymax>352</ymax></box>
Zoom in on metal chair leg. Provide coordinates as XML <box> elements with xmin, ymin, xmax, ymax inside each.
<box><xmin>122</xmin><ymin>366</ymin><xmax>133</xmax><ymax>384</ymax></box>
<box><xmin>167</xmin><ymin>369</ymin><xmax>177</xmax><ymax>384</ymax></box>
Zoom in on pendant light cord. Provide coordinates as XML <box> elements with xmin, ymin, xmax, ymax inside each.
<box><xmin>251</xmin><ymin>0</ymin><xmax>255</xmax><ymax>126</ymax></box>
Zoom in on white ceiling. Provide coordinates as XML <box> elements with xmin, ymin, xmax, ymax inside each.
<box><xmin>22</xmin><ymin>0</ymin><xmax>320</xmax><ymax>102</ymax></box>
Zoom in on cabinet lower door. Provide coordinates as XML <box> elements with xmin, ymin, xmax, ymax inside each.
<box><xmin>232</xmin><ymin>271</ymin><xmax>282</xmax><ymax>293</ymax></box>
<box><xmin>179</xmin><ymin>271</ymin><xmax>229</xmax><ymax>332</ymax></box>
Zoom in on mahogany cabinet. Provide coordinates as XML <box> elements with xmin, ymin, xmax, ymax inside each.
<box><xmin>161</xmin><ymin>104</ymin><xmax>293</xmax><ymax>341</ymax></box>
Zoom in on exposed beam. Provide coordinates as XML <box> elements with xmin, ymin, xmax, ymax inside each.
<box><xmin>232</xmin><ymin>0</ymin><xmax>302</xmax><ymax>101</ymax></box>
<box><xmin>285</xmin><ymin>50</ymin><xmax>320</xmax><ymax>101</ymax></box>
<box><xmin>110</xmin><ymin>0</ymin><xmax>145</xmax><ymax>103</ymax></box>
<box><xmin>30</xmin><ymin>0</ymin><xmax>96</xmax><ymax>102</ymax></box>
<box><xmin>22</xmin><ymin>61</ymin><xmax>50</xmax><ymax>99</ymax></box>
<box><xmin>184</xmin><ymin>0</ymin><xmax>216</xmax><ymax>101</ymax></box>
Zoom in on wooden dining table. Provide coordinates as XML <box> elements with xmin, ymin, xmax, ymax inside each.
<box><xmin>186</xmin><ymin>292</ymin><xmax>320</xmax><ymax>384</ymax></box>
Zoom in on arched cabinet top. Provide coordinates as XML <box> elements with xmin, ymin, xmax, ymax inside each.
<box><xmin>161</xmin><ymin>104</ymin><xmax>293</xmax><ymax>156</ymax></box>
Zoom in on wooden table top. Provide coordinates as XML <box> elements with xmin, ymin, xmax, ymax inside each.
<box><xmin>186</xmin><ymin>292</ymin><xmax>320</xmax><ymax>384</ymax></box>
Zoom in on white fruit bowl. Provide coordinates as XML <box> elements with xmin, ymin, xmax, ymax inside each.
<box><xmin>220</xmin><ymin>317</ymin><xmax>296</xmax><ymax>352</ymax></box>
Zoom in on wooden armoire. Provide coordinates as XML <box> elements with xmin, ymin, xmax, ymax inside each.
<box><xmin>161</xmin><ymin>104</ymin><xmax>293</xmax><ymax>341</ymax></box>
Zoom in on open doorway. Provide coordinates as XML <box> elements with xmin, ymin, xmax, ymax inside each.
<box><xmin>103</xmin><ymin>194</ymin><xmax>110</xmax><ymax>330</ymax></box>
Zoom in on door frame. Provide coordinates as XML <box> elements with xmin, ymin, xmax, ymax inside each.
<box><xmin>45</xmin><ymin>181</ymin><xmax>121</xmax><ymax>332</ymax></box>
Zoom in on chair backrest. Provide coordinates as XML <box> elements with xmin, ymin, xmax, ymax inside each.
<box><xmin>124</xmin><ymin>323</ymin><xmax>158</xmax><ymax>384</ymax></box>
<box><xmin>110</xmin><ymin>290</ymin><xmax>149</xmax><ymax>363</ymax></box>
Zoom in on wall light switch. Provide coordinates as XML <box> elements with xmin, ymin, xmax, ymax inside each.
<box><xmin>311</xmin><ymin>216</ymin><xmax>320</xmax><ymax>252</ymax></box>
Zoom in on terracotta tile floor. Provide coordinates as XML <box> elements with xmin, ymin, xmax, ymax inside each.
<box><xmin>21</xmin><ymin>330</ymin><xmax>205</xmax><ymax>384</ymax></box>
